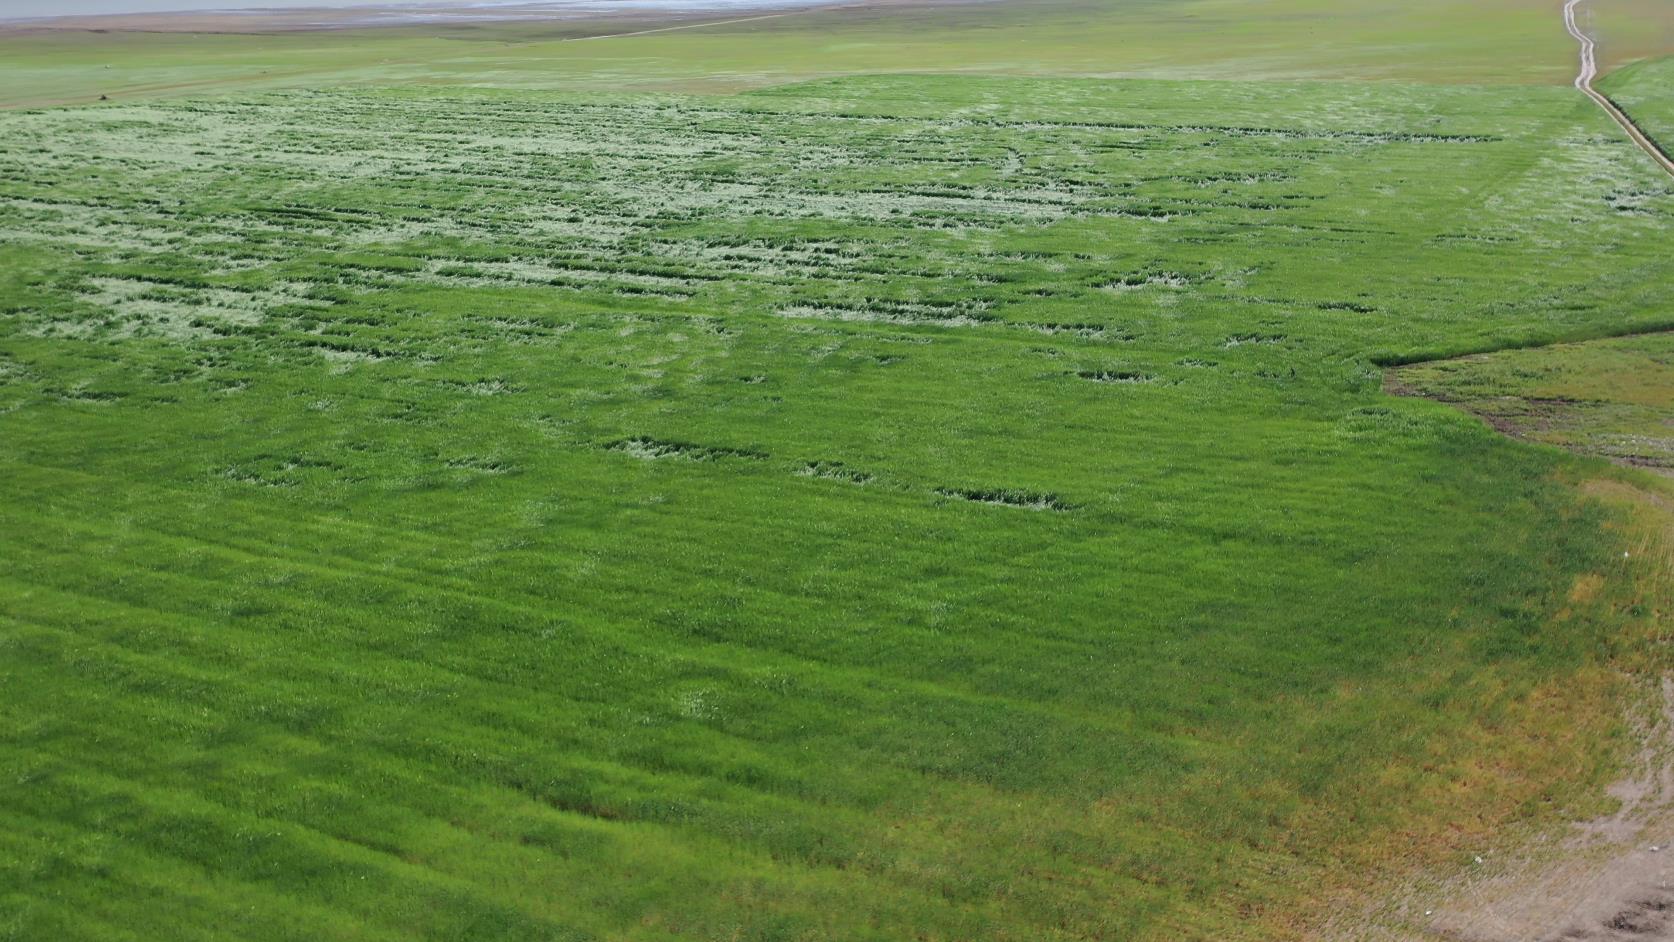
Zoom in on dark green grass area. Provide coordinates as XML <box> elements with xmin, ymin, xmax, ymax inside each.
<box><xmin>1602</xmin><ymin>53</ymin><xmax>1674</xmax><ymax>158</ymax></box>
<box><xmin>1</xmin><ymin>75</ymin><xmax>1671</xmax><ymax>939</ymax></box>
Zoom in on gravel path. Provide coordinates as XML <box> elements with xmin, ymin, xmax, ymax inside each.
<box><xmin>1564</xmin><ymin>0</ymin><xmax>1674</xmax><ymax>178</ymax></box>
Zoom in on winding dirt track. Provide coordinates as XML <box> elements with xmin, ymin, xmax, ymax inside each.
<box><xmin>1564</xmin><ymin>0</ymin><xmax>1674</xmax><ymax>178</ymax></box>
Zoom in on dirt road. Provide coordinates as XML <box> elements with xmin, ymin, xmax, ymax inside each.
<box><xmin>1564</xmin><ymin>0</ymin><xmax>1674</xmax><ymax>178</ymax></box>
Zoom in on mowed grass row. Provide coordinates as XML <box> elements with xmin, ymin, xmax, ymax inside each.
<box><xmin>0</xmin><ymin>75</ymin><xmax>1671</xmax><ymax>939</ymax></box>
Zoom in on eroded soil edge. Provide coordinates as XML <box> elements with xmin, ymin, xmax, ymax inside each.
<box><xmin>1365</xmin><ymin>336</ymin><xmax>1674</xmax><ymax>938</ymax></box>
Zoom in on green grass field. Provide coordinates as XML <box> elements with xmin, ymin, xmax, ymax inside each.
<box><xmin>1394</xmin><ymin>331</ymin><xmax>1674</xmax><ymax>475</ymax></box>
<box><xmin>4</xmin><ymin>0</ymin><xmax>1674</xmax><ymax>938</ymax></box>
<box><xmin>1603</xmin><ymin>53</ymin><xmax>1674</xmax><ymax>155</ymax></box>
<box><xmin>4</xmin><ymin>0</ymin><xmax>1674</xmax><ymax>107</ymax></box>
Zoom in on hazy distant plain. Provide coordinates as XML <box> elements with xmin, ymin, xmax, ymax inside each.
<box><xmin>0</xmin><ymin>0</ymin><xmax>823</xmax><ymax>22</ymax></box>
<box><xmin>4</xmin><ymin>0</ymin><xmax>401</xmax><ymax>16</ymax></box>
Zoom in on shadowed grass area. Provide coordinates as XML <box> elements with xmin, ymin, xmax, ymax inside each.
<box><xmin>1</xmin><ymin>73</ymin><xmax>1672</xmax><ymax>938</ymax></box>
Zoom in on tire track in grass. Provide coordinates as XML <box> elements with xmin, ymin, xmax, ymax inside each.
<box><xmin>1564</xmin><ymin>0</ymin><xmax>1674</xmax><ymax>178</ymax></box>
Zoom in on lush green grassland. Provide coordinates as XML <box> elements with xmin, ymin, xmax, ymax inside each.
<box><xmin>4</xmin><ymin>0</ymin><xmax>1673</xmax><ymax>108</ymax></box>
<box><xmin>1</xmin><ymin>73</ymin><xmax>1671</xmax><ymax>938</ymax></box>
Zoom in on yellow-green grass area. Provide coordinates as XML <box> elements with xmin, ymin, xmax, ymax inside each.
<box><xmin>1392</xmin><ymin>332</ymin><xmax>1674</xmax><ymax>477</ymax></box>
<box><xmin>1</xmin><ymin>72</ymin><xmax>1672</xmax><ymax>938</ymax></box>
<box><xmin>1601</xmin><ymin>53</ymin><xmax>1674</xmax><ymax>159</ymax></box>
<box><xmin>4</xmin><ymin>0</ymin><xmax>1674</xmax><ymax>108</ymax></box>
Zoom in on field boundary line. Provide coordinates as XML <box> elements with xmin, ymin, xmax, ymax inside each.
<box><xmin>563</xmin><ymin>9</ymin><xmax>813</xmax><ymax>42</ymax></box>
<box><xmin>1564</xmin><ymin>0</ymin><xmax>1674</xmax><ymax>178</ymax></box>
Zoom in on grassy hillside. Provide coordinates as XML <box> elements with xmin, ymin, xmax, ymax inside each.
<box><xmin>1393</xmin><ymin>330</ymin><xmax>1674</xmax><ymax>474</ymax></box>
<box><xmin>1</xmin><ymin>74</ymin><xmax>1671</xmax><ymax>939</ymax></box>
<box><xmin>1601</xmin><ymin>53</ymin><xmax>1674</xmax><ymax>157</ymax></box>
<box><xmin>4</xmin><ymin>0</ymin><xmax>1674</xmax><ymax>107</ymax></box>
